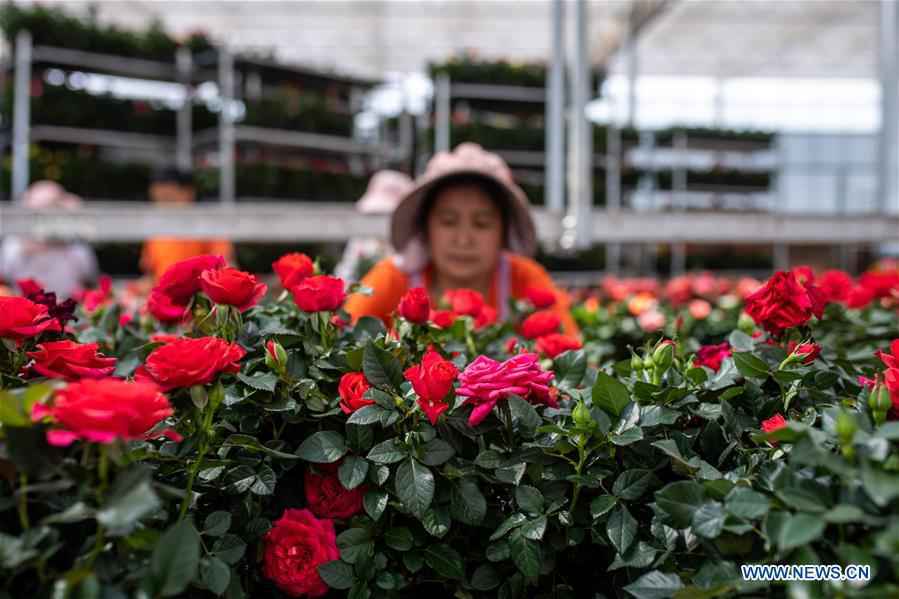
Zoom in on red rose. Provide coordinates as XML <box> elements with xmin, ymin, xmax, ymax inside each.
<box><xmin>474</xmin><ymin>305</ymin><xmax>498</xmax><ymax>329</ymax></box>
<box><xmin>818</xmin><ymin>270</ymin><xmax>853</xmax><ymax>304</ymax></box>
<box><xmin>338</xmin><ymin>372</ymin><xmax>374</xmax><ymax>414</ymax></box>
<box><xmin>521</xmin><ymin>310</ymin><xmax>562</xmax><ymax>339</ymax></box>
<box><xmin>430</xmin><ymin>309</ymin><xmax>457</xmax><ymax>329</ymax></box>
<box><xmin>791</xmin><ymin>265</ymin><xmax>815</xmax><ymax>286</ymax></box>
<box><xmin>0</xmin><ymin>296</ymin><xmax>61</xmax><ymax>341</ymax></box>
<box><xmin>33</xmin><ymin>378</ymin><xmax>178</xmax><ymax>447</ymax></box>
<box><xmin>788</xmin><ymin>341</ymin><xmax>821</xmax><ymax>365</ymax></box>
<box><xmin>146</xmin><ymin>289</ymin><xmax>188</xmax><ymax>323</ymax></box>
<box><xmin>525</xmin><ymin>286</ymin><xmax>556</xmax><ymax>309</ymax></box>
<box><xmin>399</xmin><ymin>287</ymin><xmax>430</xmax><ymax>324</ymax></box>
<box><xmin>291</xmin><ymin>275</ymin><xmax>346</xmax><ymax>312</ymax></box>
<box><xmin>82</xmin><ymin>276</ymin><xmax>113</xmax><ymax>312</ymax></box>
<box><xmin>745</xmin><ymin>271</ymin><xmax>823</xmax><ymax>336</ymax></box>
<box><xmin>761</xmin><ymin>413</ymin><xmax>787</xmax><ymax>436</ymax></box>
<box><xmin>200</xmin><ymin>267</ymin><xmax>267</xmax><ymax>312</ymax></box>
<box><xmin>535</xmin><ymin>333</ymin><xmax>582</xmax><ymax>359</ymax></box>
<box><xmin>273</xmin><ymin>252</ymin><xmax>315</xmax><ymax>289</ymax></box>
<box><xmin>456</xmin><ymin>353</ymin><xmax>556</xmax><ymax>426</ymax></box>
<box><xmin>846</xmin><ymin>285</ymin><xmax>875</xmax><ymax>309</ymax></box>
<box><xmin>27</xmin><ymin>340</ymin><xmax>116</xmax><ymax>381</ymax></box>
<box><xmin>504</xmin><ymin>337</ymin><xmax>520</xmax><ymax>355</ymax></box>
<box><xmin>404</xmin><ymin>348</ymin><xmax>458</xmax><ymax>425</ymax></box>
<box><xmin>688</xmin><ymin>299</ymin><xmax>712</xmax><ymax>320</ymax></box>
<box><xmin>17</xmin><ymin>278</ymin><xmax>43</xmax><ymax>297</ymax></box>
<box><xmin>444</xmin><ymin>289</ymin><xmax>484</xmax><ymax>317</ymax></box>
<box><xmin>859</xmin><ymin>270</ymin><xmax>899</xmax><ymax>299</ymax></box>
<box><xmin>262</xmin><ymin>508</ymin><xmax>338</xmax><ymax>598</ymax></box>
<box><xmin>154</xmin><ymin>254</ymin><xmax>226</xmax><ymax>305</ymax></box>
<box><xmin>304</xmin><ymin>462</ymin><xmax>365</xmax><ymax>519</ymax></box>
<box><xmin>135</xmin><ymin>336</ymin><xmax>245</xmax><ymax>391</ymax></box>
<box><xmin>694</xmin><ymin>342</ymin><xmax>733</xmax><ymax>372</ymax></box>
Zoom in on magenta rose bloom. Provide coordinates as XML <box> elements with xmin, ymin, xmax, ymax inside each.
<box><xmin>456</xmin><ymin>353</ymin><xmax>555</xmax><ymax>426</ymax></box>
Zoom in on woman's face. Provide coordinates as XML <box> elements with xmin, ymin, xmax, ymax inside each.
<box><xmin>426</xmin><ymin>184</ymin><xmax>504</xmax><ymax>285</ymax></box>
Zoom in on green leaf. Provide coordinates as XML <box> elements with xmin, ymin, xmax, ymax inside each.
<box><xmin>610</xmin><ymin>426</ymin><xmax>644</xmax><ymax>446</ymax></box>
<box><xmin>203</xmin><ymin>512</ymin><xmax>232</xmax><ymax>537</ymax></box>
<box><xmin>338</xmin><ymin>457</ymin><xmax>369</xmax><ymax>490</ymax></box>
<box><xmin>591</xmin><ymin>495</ymin><xmax>618</xmax><ymax>519</ymax></box>
<box><xmin>212</xmin><ymin>534</ymin><xmax>246</xmax><ymax>565</ymax></box>
<box><xmin>236</xmin><ymin>372</ymin><xmax>278</xmax><ymax>392</ymax></box>
<box><xmin>592</xmin><ymin>371</ymin><xmax>631</xmax><ymax>417</ymax></box>
<box><xmin>346</xmin><ymin>405</ymin><xmax>385</xmax><ymax>426</ymax></box>
<box><xmin>728</xmin><ymin>330</ymin><xmax>754</xmax><ymax>352</ymax></box>
<box><xmin>608</xmin><ymin>541</ymin><xmax>658</xmax><ymax>571</ymax></box>
<box><xmin>555</xmin><ymin>350</ymin><xmax>587</xmax><ymax>389</ymax></box>
<box><xmin>515</xmin><ymin>485</ymin><xmax>544</xmax><ymax>515</ymax></box>
<box><xmin>0</xmin><ymin>384</ymin><xmax>52</xmax><ymax>427</ymax></box>
<box><xmin>490</xmin><ymin>513</ymin><xmax>527</xmax><ymax>541</ymax></box>
<box><xmin>509</xmin><ymin>530</ymin><xmax>541</xmax><ymax>577</ymax></box>
<box><xmin>366</xmin><ymin>438</ymin><xmax>407</xmax><ymax>464</ymax></box>
<box><xmin>337</xmin><ymin>528</ymin><xmax>372</xmax><ymax>564</ymax></box>
<box><xmin>385</xmin><ymin>527</ymin><xmax>414</xmax><ymax>552</ymax></box>
<box><xmin>691</xmin><ymin>502</ymin><xmax>726</xmax><ymax>539</ymax></box>
<box><xmin>420</xmin><ymin>438</ymin><xmax>455</xmax><ymax>466</ymax></box>
<box><xmin>474</xmin><ymin>449</ymin><xmax>504</xmax><ymax>469</ymax></box>
<box><xmin>96</xmin><ymin>475</ymin><xmax>161</xmax><ymax>536</ymax></box>
<box><xmin>363</xmin><ymin>490</ymin><xmax>388</xmax><ymax>522</ymax></box>
<box><xmin>250</xmin><ymin>465</ymin><xmax>276</xmax><ymax>496</ymax></box>
<box><xmin>508</xmin><ymin>396</ymin><xmax>541</xmax><ymax>433</ymax></box>
<box><xmin>451</xmin><ymin>479</ymin><xmax>487</xmax><ymax>525</ymax></box>
<box><xmin>151</xmin><ymin>520</ymin><xmax>200</xmax><ymax>597</ymax></box>
<box><xmin>318</xmin><ymin>560</ymin><xmax>355</xmax><ymax>590</ymax></box>
<box><xmin>470</xmin><ymin>563</ymin><xmax>502</xmax><ymax>591</ymax></box>
<box><xmin>363</xmin><ymin>343</ymin><xmax>404</xmax><ymax>390</ymax></box>
<box><xmin>862</xmin><ymin>463</ymin><xmax>899</xmax><ymax>507</ymax></box>
<box><xmin>876</xmin><ymin>421</ymin><xmax>899</xmax><ymax>440</ymax></box>
<box><xmin>221</xmin><ymin>434</ymin><xmax>300</xmax><ymax>460</ymax></box>
<box><xmin>655</xmin><ymin>481</ymin><xmax>704</xmax><ymax>528</ymax></box>
<box><xmin>495</xmin><ymin>462</ymin><xmax>527</xmax><ymax>485</ymax></box>
<box><xmin>778</xmin><ymin>513</ymin><xmax>826</xmax><ymax>551</ymax></box>
<box><xmin>521</xmin><ymin>515</ymin><xmax>547</xmax><ymax>541</ymax></box>
<box><xmin>421</xmin><ymin>506</ymin><xmax>451</xmax><ymax>538</ymax></box>
<box><xmin>607</xmin><ymin>505</ymin><xmax>637</xmax><ymax>555</ymax></box>
<box><xmin>199</xmin><ymin>557</ymin><xmax>230</xmax><ymax>596</ymax></box>
<box><xmin>624</xmin><ymin>570</ymin><xmax>685</xmax><ymax>599</ymax></box>
<box><xmin>424</xmin><ymin>544</ymin><xmax>465</xmax><ymax>580</ymax></box>
<box><xmin>613</xmin><ymin>469</ymin><xmax>655</xmax><ymax>501</ymax></box>
<box><xmin>396</xmin><ymin>458</ymin><xmax>435</xmax><ymax>517</ymax></box>
<box><xmin>725</xmin><ymin>487</ymin><xmax>770</xmax><ymax>520</ymax></box>
<box><xmin>733</xmin><ymin>352</ymin><xmax>769</xmax><ymax>380</ymax></box>
<box><xmin>640</xmin><ymin>405</ymin><xmax>681</xmax><ymax>427</ymax></box>
<box><xmin>296</xmin><ymin>431</ymin><xmax>347</xmax><ymax>463</ymax></box>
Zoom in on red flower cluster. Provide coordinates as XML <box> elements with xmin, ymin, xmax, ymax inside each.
<box><xmin>273</xmin><ymin>252</ymin><xmax>315</xmax><ymax>289</ymax></box>
<box><xmin>429</xmin><ymin>289</ymin><xmax>496</xmax><ymax>330</ymax></box>
<box><xmin>27</xmin><ymin>340</ymin><xmax>116</xmax><ymax>381</ymax></box>
<box><xmin>524</xmin><ymin>286</ymin><xmax>556</xmax><ymax>309</ymax></box>
<box><xmin>875</xmin><ymin>340</ymin><xmax>899</xmax><ymax>418</ymax></box>
<box><xmin>32</xmin><ymin>378</ymin><xmax>178</xmax><ymax>447</ymax></box>
<box><xmin>694</xmin><ymin>342</ymin><xmax>733</xmax><ymax>372</ymax></box>
<box><xmin>535</xmin><ymin>333</ymin><xmax>582</xmax><ymax>359</ymax></box>
<box><xmin>456</xmin><ymin>353</ymin><xmax>556</xmax><ymax>426</ymax></box>
<box><xmin>404</xmin><ymin>348</ymin><xmax>458</xmax><ymax>425</ymax></box>
<box><xmin>398</xmin><ymin>288</ymin><xmax>430</xmax><ymax>324</ymax></box>
<box><xmin>291</xmin><ymin>275</ymin><xmax>346</xmax><ymax>312</ymax></box>
<box><xmin>200</xmin><ymin>267</ymin><xmax>267</xmax><ymax>312</ymax></box>
<box><xmin>80</xmin><ymin>276</ymin><xmax>113</xmax><ymax>313</ymax></box>
<box><xmin>521</xmin><ymin>310</ymin><xmax>561</xmax><ymax>339</ymax></box>
<box><xmin>744</xmin><ymin>271</ymin><xmax>825</xmax><ymax>336</ymax></box>
<box><xmin>262</xmin><ymin>508</ymin><xmax>338</xmax><ymax>597</ymax></box>
<box><xmin>0</xmin><ymin>296</ymin><xmax>61</xmax><ymax>342</ymax></box>
<box><xmin>147</xmin><ymin>254</ymin><xmax>226</xmax><ymax>322</ymax></box>
<box><xmin>135</xmin><ymin>336</ymin><xmax>245</xmax><ymax>391</ymax></box>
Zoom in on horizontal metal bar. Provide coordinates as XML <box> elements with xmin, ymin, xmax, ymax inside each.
<box><xmin>0</xmin><ymin>203</ymin><xmax>560</xmax><ymax>243</ymax></box>
<box><xmin>449</xmin><ymin>82</ymin><xmax>546</xmax><ymax>102</ymax></box>
<box><xmin>32</xmin><ymin>45</ymin><xmax>176</xmax><ymax>80</ymax></box>
<box><xmin>194</xmin><ymin>126</ymin><xmax>391</xmax><ymax>156</ymax></box>
<box><xmin>31</xmin><ymin>125</ymin><xmax>174</xmax><ymax>151</ymax></box>
<box><xmin>1</xmin><ymin>204</ymin><xmax>892</xmax><ymax>245</ymax></box>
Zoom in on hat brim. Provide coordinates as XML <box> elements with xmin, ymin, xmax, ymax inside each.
<box><xmin>390</xmin><ymin>169</ymin><xmax>538</xmax><ymax>257</ymax></box>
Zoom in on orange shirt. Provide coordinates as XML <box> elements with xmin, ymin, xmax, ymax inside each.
<box><xmin>141</xmin><ymin>238</ymin><xmax>235</xmax><ymax>280</ymax></box>
<box><xmin>345</xmin><ymin>254</ymin><xmax>579</xmax><ymax>336</ymax></box>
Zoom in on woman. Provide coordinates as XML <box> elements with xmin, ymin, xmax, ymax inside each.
<box><xmin>345</xmin><ymin>143</ymin><xmax>578</xmax><ymax>335</ymax></box>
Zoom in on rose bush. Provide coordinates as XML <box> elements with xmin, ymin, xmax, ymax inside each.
<box><xmin>0</xmin><ymin>256</ymin><xmax>898</xmax><ymax>599</ymax></box>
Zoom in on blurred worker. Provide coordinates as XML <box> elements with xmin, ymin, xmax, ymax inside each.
<box><xmin>345</xmin><ymin>143</ymin><xmax>578</xmax><ymax>334</ymax></box>
<box><xmin>140</xmin><ymin>167</ymin><xmax>235</xmax><ymax>280</ymax></box>
<box><xmin>0</xmin><ymin>181</ymin><xmax>98</xmax><ymax>298</ymax></box>
<box><xmin>334</xmin><ymin>170</ymin><xmax>413</xmax><ymax>283</ymax></box>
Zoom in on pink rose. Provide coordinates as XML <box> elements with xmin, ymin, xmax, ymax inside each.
<box><xmin>456</xmin><ymin>353</ymin><xmax>555</xmax><ymax>426</ymax></box>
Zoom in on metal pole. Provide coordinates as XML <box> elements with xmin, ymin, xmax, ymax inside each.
<box><xmin>218</xmin><ymin>47</ymin><xmax>235</xmax><ymax>204</ymax></box>
<box><xmin>626</xmin><ymin>6</ymin><xmax>638</xmax><ymax>129</ymax></box>
<box><xmin>545</xmin><ymin>0</ymin><xmax>565</xmax><ymax>215</ymax></box>
<box><xmin>12</xmin><ymin>31</ymin><xmax>32</xmax><ymax>202</ymax></box>
<box><xmin>605</xmin><ymin>77</ymin><xmax>622</xmax><ymax>275</ymax></box>
<box><xmin>671</xmin><ymin>130</ymin><xmax>687</xmax><ymax>275</ymax></box>
<box><xmin>566</xmin><ymin>0</ymin><xmax>592</xmax><ymax>250</ymax></box>
<box><xmin>878</xmin><ymin>0</ymin><xmax>898</xmax><ymax>215</ymax></box>
<box><xmin>435</xmin><ymin>74</ymin><xmax>451</xmax><ymax>153</ymax></box>
<box><xmin>176</xmin><ymin>47</ymin><xmax>193</xmax><ymax>172</ymax></box>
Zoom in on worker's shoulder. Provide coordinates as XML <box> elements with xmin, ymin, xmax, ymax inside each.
<box><xmin>508</xmin><ymin>253</ymin><xmax>551</xmax><ymax>279</ymax></box>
